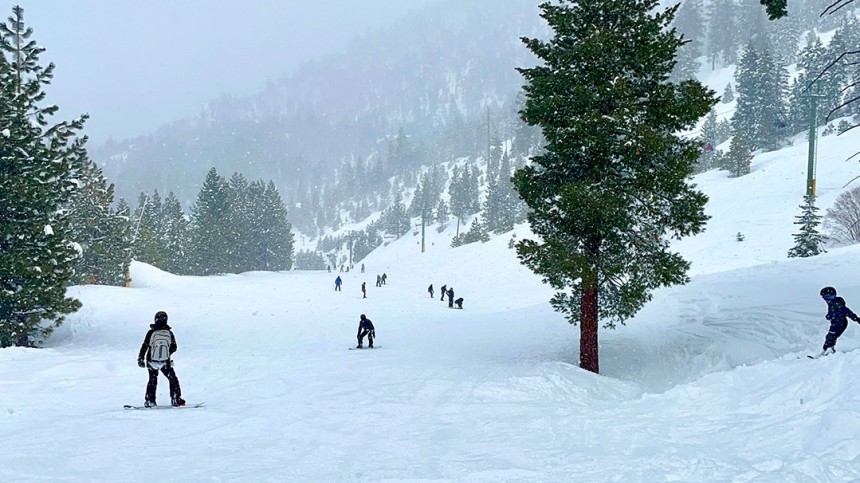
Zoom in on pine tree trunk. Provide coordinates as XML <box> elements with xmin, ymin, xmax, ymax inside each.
<box><xmin>580</xmin><ymin>238</ymin><xmax>600</xmax><ymax>374</ymax></box>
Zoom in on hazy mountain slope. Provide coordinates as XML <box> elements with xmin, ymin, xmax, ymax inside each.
<box><xmin>94</xmin><ymin>0</ymin><xmax>542</xmax><ymax>205</ymax></box>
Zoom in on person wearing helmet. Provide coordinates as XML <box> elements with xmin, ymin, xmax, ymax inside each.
<box><xmin>137</xmin><ymin>311</ymin><xmax>185</xmax><ymax>407</ymax></box>
<box><xmin>356</xmin><ymin>314</ymin><xmax>375</xmax><ymax>349</ymax></box>
<box><xmin>817</xmin><ymin>287</ymin><xmax>860</xmax><ymax>357</ymax></box>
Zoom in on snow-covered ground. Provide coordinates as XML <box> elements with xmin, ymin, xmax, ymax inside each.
<box><xmin>5</xmin><ymin>121</ymin><xmax>860</xmax><ymax>482</ymax></box>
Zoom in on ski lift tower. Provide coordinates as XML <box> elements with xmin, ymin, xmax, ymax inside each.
<box><xmin>805</xmin><ymin>85</ymin><xmax>827</xmax><ymax>196</ymax></box>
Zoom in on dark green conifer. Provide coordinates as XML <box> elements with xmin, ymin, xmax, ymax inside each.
<box><xmin>515</xmin><ymin>0</ymin><xmax>716</xmax><ymax>373</ymax></box>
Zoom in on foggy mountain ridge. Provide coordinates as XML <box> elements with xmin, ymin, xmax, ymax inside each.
<box><xmin>93</xmin><ymin>0</ymin><xmax>544</xmax><ymax>214</ymax></box>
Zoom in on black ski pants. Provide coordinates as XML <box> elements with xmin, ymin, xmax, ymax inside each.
<box><xmin>357</xmin><ymin>329</ymin><xmax>374</xmax><ymax>348</ymax></box>
<box><xmin>146</xmin><ymin>362</ymin><xmax>182</xmax><ymax>402</ymax></box>
<box><xmin>824</xmin><ymin>320</ymin><xmax>848</xmax><ymax>351</ymax></box>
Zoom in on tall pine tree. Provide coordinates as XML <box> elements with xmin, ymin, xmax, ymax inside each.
<box><xmin>515</xmin><ymin>0</ymin><xmax>715</xmax><ymax>373</ymax></box>
<box><xmin>0</xmin><ymin>6</ymin><xmax>84</xmax><ymax>346</ymax></box>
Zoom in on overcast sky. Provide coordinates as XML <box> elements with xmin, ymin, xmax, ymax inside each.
<box><xmin>1</xmin><ymin>1</ymin><xmax>439</xmax><ymax>144</ymax></box>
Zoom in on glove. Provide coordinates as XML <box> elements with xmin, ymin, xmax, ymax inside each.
<box><xmin>138</xmin><ymin>359</ymin><xmax>145</xmax><ymax>368</ymax></box>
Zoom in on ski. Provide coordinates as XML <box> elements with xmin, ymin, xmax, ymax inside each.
<box><xmin>124</xmin><ymin>402</ymin><xmax>205</xmax><ymax>410</ymax></box>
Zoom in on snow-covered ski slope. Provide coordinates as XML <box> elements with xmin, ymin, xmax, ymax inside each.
<box><xmin>5</xmin><ymin>132</ymin><xmax>860</xmax><ymax>481</ymax></box>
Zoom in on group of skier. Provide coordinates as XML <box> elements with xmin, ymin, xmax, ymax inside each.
<box><xmin>428</xmin><ymin>284</ymin><xmax>463</xmax><ymax>309</ymax></box>
<box><xmin>133</xmin><ymin>283</ymin><xmax>858</xmax><ymax>407</ymax></box>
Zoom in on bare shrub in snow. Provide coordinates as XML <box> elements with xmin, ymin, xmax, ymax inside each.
<box><xmin>824</xmin><ymin>187</ymin><xmax>860</xmax><ymax>244</ymax></box>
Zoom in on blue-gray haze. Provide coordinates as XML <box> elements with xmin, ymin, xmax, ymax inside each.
<box><xmin>1</xmin><ymin>0</ymin><xmax>439</xmax><ymax>143</ymax></box>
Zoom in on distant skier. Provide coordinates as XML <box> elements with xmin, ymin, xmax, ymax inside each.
<box><xmin>137</xmin><ymin>311</ymin><xmax>185</xmax><ymax>407</ymax></box>
<box><xmin>361</xmin><ymin>263</ymin><xmax>365</xmax><ymax>273</ymax></box>
<box><xmin>455</xmin><ymin>297</ymin><xmax>463</xmax><ymax>309</ymax></box>
<box><xmin>335</xmin><ymin>275</ymin><xmax>342</xmax><ymax>291</ymax></box>
<box><xmin>382</xmin><ymin>273</ymin><xmax>387</xmax><ymax>285</ymax></box>
<box><xmin>447</xmin><ymin>287</ymin><xmax>454</xmax><ymax>308</ymax></box>
<box><xmin>356</xmin><ymin>314</ymin><xmax>376</xmax><ymax>349</ymax></box>
<box><xmin>376</xmin><ymin>274</ymin><xmax>382</xmax><ymax>287</ymax></box>
<box><xmin>428</xmin><ymin>284</ymin><xmax>434</xmax><ymax>298</ymax></box>
<box><xmin>440</xmin><ymin>284</ymin><xmax>447</xmax><ymax>302</ymax></box>
<box><xmin>327</xmin><ymin>265</ymin><xmax>331</xmax><ymax>273</ymax></box>
<box><xmin>362</xmin><ymin>281</ymin><xmax>367</xmax><ymax>299</ymax></box>
<box><xmin>816</xmin><ymin>286</ymin><xmax>860</xmax><ymax>357</ymax></box>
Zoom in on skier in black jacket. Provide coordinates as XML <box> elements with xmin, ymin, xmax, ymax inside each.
<box><xmin>817</xmin><ymin>286</ymin><xmax>860</xmax><ymax>357</ymax></box>
<box><xmin>447</xmin><ymin>287</ymin><xmax>455</xmax><ymax>308</ymax></box>
<box><xmin>356</xmin><ymin>314</ymin><xmax>376</xmax><ymax>349</ymax></box>
<box><xmin>137</xmin><ymin>311</ymin><xmax>185</xmax><ymax>407</ymax></box>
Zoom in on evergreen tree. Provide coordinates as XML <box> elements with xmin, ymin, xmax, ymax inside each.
<box><xmin>722</xmin><ymin>83</ymin><xmax>734</xmax><ymax>103</ymax></box>
<box><xmin>382</xmin><ymin>192</ymin><xmax>410</xmax><ymax>239</ymax></box>
<box><xmin>697</xmin><ymin>110</ymin><xmax>719</xmax><ymax>172</ymax></box>
<box><xmin>671</xmin><ymin>0</ymin><xmax>705</xmax><ymax>81</ymax></box>
<box><xmin>227</xmin><ymin>172</ymin><xmax>252</xmax><ymax>272</ymax></box>
<box><xmin>706</xmin><ymin>0</ymin><xmax>739</xmax><ymax>68</ymax></box>
<box><xmin>725</xmin><ymin>130</ymin><xmax>753</xmax><ymax>177</ymax></box>
<box><xmin>293</xmin><ymin>250</ymin><xmax>326</xmax><ymax>270</ymax></box>
<box><xmin>448</xmin><ymin>165</ymin><xmax>468</xmax><ymax>236</ymax></box>
<box><xmin>515</xmin><ymin>0</ymin><xmax>715</xmax><ymax>373</ymax></box>
<box><xmin>0</xmin><ymin>6</ymin><xmax>84</xmax><ymax>346</ymax></box>
<box><xmin>483</xmin><ymin>152</ymin><xmax>523</xmax><ymax>233</ymax></box>
<box><xmin>787</xmin><ymin>194</ymin><xmax>826</xmax><ymax>258</ymax></box>
<box><xmin>189</xmin><ymin>168</ymin><xmax>232</xmax><ymax>275</ymax></box>
<box><xmin>435</xmin><ymin>199</ymin><xmax>449</xmax><ymax>225</ymax></box>
<box><xmin>248</xmin><ymin>181</ymin><xmax>295</xmax><ymax>270</ymax></box>
<box><xmin>160</xmin><ymin>192</ymin><xmax>189</xmax><ymax>274</ymax></box>
<box><xmin>451</xmin><ymin>216</ymin><xmax>489</xmax><ymax>247</ymax></box>
<box><xmin>67</xmin><ymin>148</ymin><xmax>131</xmax><ymax>285</ymax></box>
<box><xmin>732</xmin><ymin>40</ymin><xmax>788</xmax><ymax>151</ymax></box>
<box><xmin>131</xmin><ymin>190</ymin><xmax>169</xmax><ymax>269</ymax></box>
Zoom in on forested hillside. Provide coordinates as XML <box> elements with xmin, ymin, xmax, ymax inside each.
<box><xmin>94</xmin><ymin>0</ymin><xmax>860</xmax><ymax>246</ymax></box>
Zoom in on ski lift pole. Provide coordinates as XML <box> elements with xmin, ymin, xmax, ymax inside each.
<box><xmin>806</xmin><ymin>85</ymin><xmax>826</xmax><ymax>197</ymax></box>
<box><xmin>126</xmin><ymin>193</ymin><xmax>149</xmax><ymax>287</ymax></box>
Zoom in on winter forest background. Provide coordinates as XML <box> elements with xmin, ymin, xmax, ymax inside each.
<box><xmin>5</xmin><ymin>0</ymin><xmax>860</xmax><ymax>348</ymax></box>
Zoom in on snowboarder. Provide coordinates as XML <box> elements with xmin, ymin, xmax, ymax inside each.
<box><xmin>137</xmin><ymin>311</ymin><xmax>185</xmax><ymax>407</ymax></box>
<box><xmin>816</xmin><ymin>286</ymin><xmax>860</xmax><ymax>357</ymax></box>
<box><xmin>428</xmin><ymin>284</ymin><xmax>434</xmax><ymax>298</ymax></box>
<box><xmin>447</xmin><ymin>287</ymin><xmax>454</xmax><ymax>308</ymax></box>
<box><xmin>455</xmin><ymin>297</ymin><xmax>464</xmax><ymax>309</ymax></box>
<box><xmin>440</xmin><ymin>284</ymin><xmax>447</xmax><ymax>302</ymax></box>
<box><xmin>356</xmin><ymin>314</ymin><xmax>375</xmax><ymax>348</ymax></box>
<box><xmin>335</xmin><ymin>276</ymin><xmax>342</xmax><ymax>291</ymax></box>
<box><xmin>362</xmin><ymin>281</ymin><xmax>367</xmax><ymax>299</ymax></box>
<box><xmin>382</xmin><ymin>273</ymin><xmax>387</xmax><ymax>285</ymax></box>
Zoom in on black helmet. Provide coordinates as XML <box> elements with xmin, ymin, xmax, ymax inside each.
<box><xmin>154</xmin><ymin>311</ymin><xmax>168</xmax><ymax>324</ymax></box>
<box><xmin>820</xmin><ymin>287</ymin><xmax>837</xmax><ymax>298</ymax></box>
<box><xmin>360</xmin><ymin>314</ymin><xmax>366</xmax><ymax>321</ymax></box>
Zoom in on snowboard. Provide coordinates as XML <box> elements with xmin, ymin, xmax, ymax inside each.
<box><xmin>349</xmin><ymin>346</ymin><xmax>381</xmax><ymax>350</ymax></box>
<box><xmin>124</xmin><ymin>402</ymin><xmax>205</xmax><ymax>410</ymax></box>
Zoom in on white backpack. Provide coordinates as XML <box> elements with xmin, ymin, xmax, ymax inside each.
<box><xmin>148</xmin><ymin>329</ymin><xmax>172</xmax><ymax>368</ymax></box>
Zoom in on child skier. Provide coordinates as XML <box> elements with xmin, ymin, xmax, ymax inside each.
<box><xmin>137</xmin><ymin>311</ymin><xmax>185</xmax><ymax>407</ymax></box>
<box><xmin>356</xmin><ymin>314</ymin><xmax>376</xmax><ymax>349</ymax></box>
<box><xmin>817</xmin><ymin>286</ymin><xmax>860</xmax><ymax>357</ymax></box>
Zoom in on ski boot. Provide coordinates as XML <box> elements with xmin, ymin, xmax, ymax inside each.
<box><xmin>144</xmin><ymin>399</ymin><xmax>156</xmax><ymax>408</ymax></box>
<box><xmin>171</xmin><ymin>396</ymin><xmax>186</xmax><ymax>407</ymax></box>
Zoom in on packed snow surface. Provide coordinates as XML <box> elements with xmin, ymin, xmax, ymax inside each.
<box><xmin>5</xmin><ymin>120</ymin><xmax>860</xmax><ymax>482</ymax></box>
